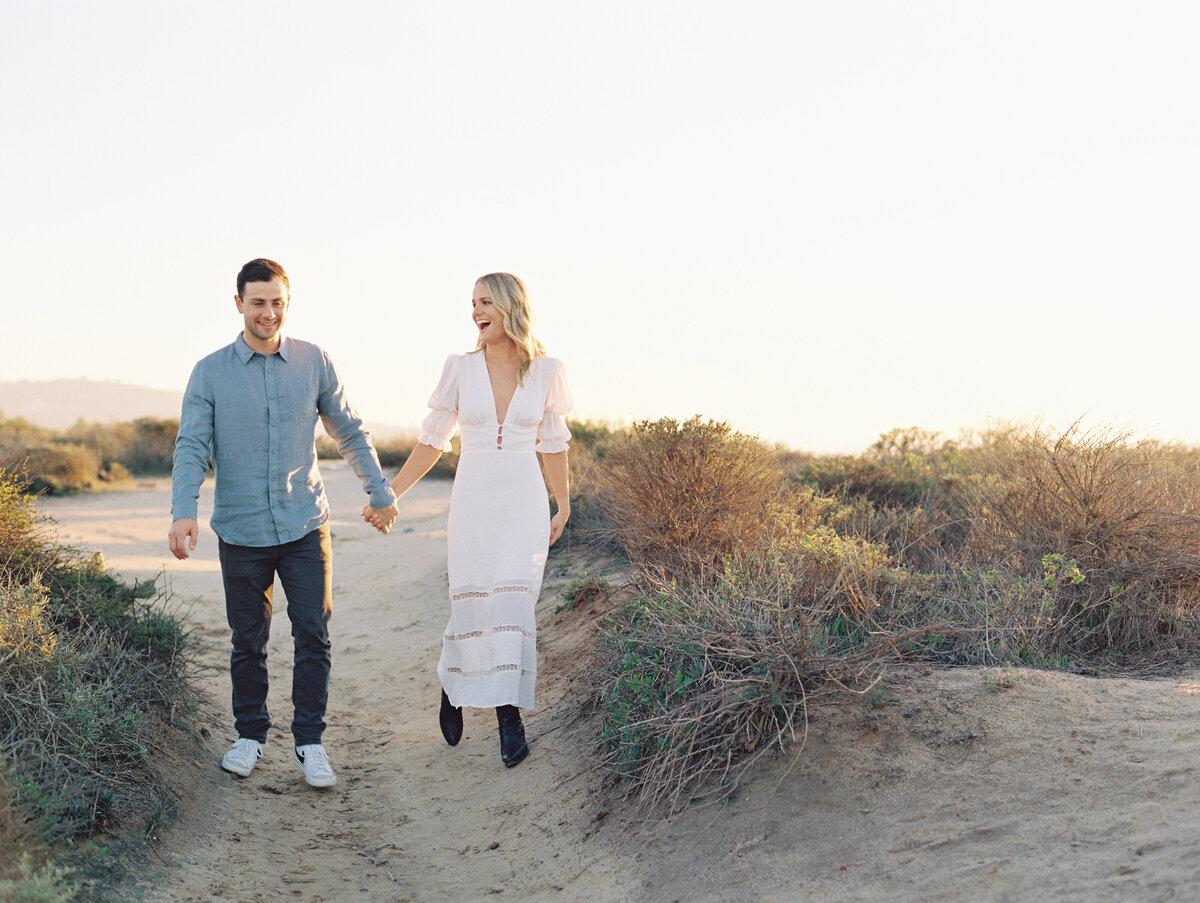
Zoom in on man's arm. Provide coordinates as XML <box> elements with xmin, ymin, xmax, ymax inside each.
<box><xmin>170</xmin><ymin>365</ymin><xmax>214</xmax><ymax>558</ymax></box>
<box><xmin>316</xmin><ymin>351</ymin><xmax>397</xmax><ymax>527</ymax></box>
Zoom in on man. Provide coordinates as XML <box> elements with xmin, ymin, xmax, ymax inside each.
<box><xmin>169</xmin><ymin>258</ymin><xmax>398</xmax><ymax>788</ymax></box>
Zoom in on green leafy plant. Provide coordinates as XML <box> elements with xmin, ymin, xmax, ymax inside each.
<box><xmin>557</xmin><ymin>572</ymin><xmax>610</xmax><ymax>613</ymax></box>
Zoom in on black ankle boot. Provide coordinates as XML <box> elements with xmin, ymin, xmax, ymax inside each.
<box><xmin>496</xmin><ymin>704</ymin><xmax>528</xmax><ymax>767</ymax></box>
<box><xmin>439</xmin><ymin>689</ymin><xmax>463</xmax><ymax>746</ymax></box>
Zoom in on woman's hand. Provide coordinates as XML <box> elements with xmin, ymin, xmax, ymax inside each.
<box><xmin>362</xmin><ymin>503</ymin><xmax>398</xmax><ymax>534</ymax></box>
<box><xmin>549</xmin><ymin>508</ymin><xmax>570</xmax><ymax>547</ymax></box>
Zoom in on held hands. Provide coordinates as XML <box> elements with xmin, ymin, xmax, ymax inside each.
<box><xmin>362</xmin><ymin>502</ymin><xmax>400</xmax><ymax>534</ymax></box>
<box><xmin>549</xmin><ymin>507</ymin><xmax>570</xmax><ymax>547</ymax></box>
<box><xmin>168</xmin><ymin>518</ymin><xmax>199</xmax><ymax>560</ymax></box>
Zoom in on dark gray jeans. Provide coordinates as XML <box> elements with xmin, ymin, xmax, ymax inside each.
<box><xmin>217</xmin><ymin>524</ymin><xmax>333</xmax><ymax>746</ymax></box>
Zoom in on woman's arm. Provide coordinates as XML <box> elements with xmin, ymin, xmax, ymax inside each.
<box><xmin>541</xmin><ymin>450</ymin><xmax>571</xmax><ymax>546</ymax></box>
<box><xmin>391</xmin><ymin>442</ymin><xmax>444</xmax><ymax>499</ymax></box>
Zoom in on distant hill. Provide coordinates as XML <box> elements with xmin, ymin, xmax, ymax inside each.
<box><xmin>0</xmin><ymin>378</ymin><xmax>413</xmax><ymax>438</ymax></box>
<box><xmin>0</xmin><ymin>379</ymin><xmax>183</xmax><ymax>429</ymax></box>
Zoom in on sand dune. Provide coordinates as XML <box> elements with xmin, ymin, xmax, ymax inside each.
<box><xmin>40</xmin><ymin>465</ymin><xmax>1200</xmax><ymax>902</ymax></box>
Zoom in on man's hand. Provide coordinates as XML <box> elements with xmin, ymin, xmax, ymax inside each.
<box><xmin>361</xmin><ymin>503</ymin><xmax>399</xmax><ymax>535</ymax></box>
<box><xmin>169</xmin><ymin>518</ymin><xmax>199</xmax><ymax>560</ymax></box>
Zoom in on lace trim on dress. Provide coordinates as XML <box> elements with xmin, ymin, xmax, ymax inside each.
<box><xmin>444</xmin><ymin>625</ymin><xmax>537</xmax><ymax>642</ymax></box>
<box><xmin>444</xmin><ymin>664</ymin><xmax>535</xmax><ymax>677</ymax></box>
<box><xmin>450</xmin><ymin>585</ymin><xmax>533</xmax><ymax>602</ymax></box>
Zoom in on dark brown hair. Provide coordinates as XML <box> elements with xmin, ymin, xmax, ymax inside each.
<box><xmin>237</xmin><ymin>258</ymin><xmax>289</xmax><ymax>298</ymax></box>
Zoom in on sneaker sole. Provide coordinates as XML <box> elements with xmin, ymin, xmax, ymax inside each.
<box><xmin>221</xmin><ymin>757</ymin><xmax>255</xmax><ymax>777</ymax></box>
<box><xmin>293</xmin><ymin>749</ymin><xmax>337</xmax><ymax>787</ymax></box>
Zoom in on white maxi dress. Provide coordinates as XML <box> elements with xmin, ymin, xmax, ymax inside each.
<box><xmin>417</xmin><ymin>351</ymin><xmax>572</xmax><ymax>711</ymax></box>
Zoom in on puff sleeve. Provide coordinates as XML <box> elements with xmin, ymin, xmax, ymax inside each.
<box><xmin>535</xmin><ymin>358</ymin><xmax>573</xmax><ymax>453</ymax></box>
<box><xmin>417</xmin><ymin>355</ymin><xmax>460</xmax><ymax>452</ymax></box>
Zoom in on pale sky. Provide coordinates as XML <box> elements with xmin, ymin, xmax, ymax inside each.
<box><xmin>3</xmin><ymin>1</ymin><xmax>1197</xmax><ymax>452</ymax></box>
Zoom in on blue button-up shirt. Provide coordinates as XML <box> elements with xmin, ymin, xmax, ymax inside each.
<box><xmin>171</xmin><ymin>334</ymin><xmax>395</xmax><ymax>547</ymax></box>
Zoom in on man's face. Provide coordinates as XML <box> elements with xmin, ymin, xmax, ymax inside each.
<box><xmin>236</xmin><ymin>278</ymin><xmax>289</xmax><ymax>346</ymax></box>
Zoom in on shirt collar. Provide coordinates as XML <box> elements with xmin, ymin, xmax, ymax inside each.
<box><xmin>234</xmin><ymin>333</ymin><xmax>291</xmax><ymax>363</ymax></box>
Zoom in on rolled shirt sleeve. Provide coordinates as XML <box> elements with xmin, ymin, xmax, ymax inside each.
<box><xmin>317</xmin><ymin>350</ymin><xmax>396</xmax><ymax>510</ymax></box>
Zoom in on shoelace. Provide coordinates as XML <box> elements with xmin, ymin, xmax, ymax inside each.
<box><xmin>232</xmin><ymin>738</ymin><xmax>260</xmax><ymax>757</ymax></box>
<box><xmin>300</xmin><ymin>746</ymin><xmax>330</xmax><ymax>769</ymax></box>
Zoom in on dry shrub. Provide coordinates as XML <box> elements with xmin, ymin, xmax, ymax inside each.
<box><xmin>57</xmin><ymin>417</ymin><xmax>178</xmax><ymax>476</ymax></box>
<box><xmin>317</xmin><ymin>433</ymin><xmax>460</xmax><ymax>477</ymax></box>
<box><xmin>2</xmin><ymin>718</ymin><xmax>77</xmax><ymax>902</ymax></box>
<box><xmin>0</xmin><ymin>847</ymin><xmax>76</xmax><ymax>903</ymax></box>
<box><xmin>99</xmin><ymin>461</ymin><xmax>131</xmax><ymax>483</ymax></box>
<box><xmin>597</xmin><ymin>553</ymin><xmax>884</xmax><ymax>810</ymax></box>
<box><xmin>118</xmin><ymin>418</ymin><xmax>178</xmax><ymax>474</ymax></box>
<box><xmin>821</xmin><ymin>496</ymin><xmax>962</xmax><ymax>572</ymax></box>
<box><xmin>0</xmin><ymin>765</ymin><xmax>38</xmax><ymax>883</ymax></box>
<box><xmin>62</xmin><ymin>420</ymin><xmax>135</xmax><ymax>469</ymax></box>
<box><xmin>964</xmin><ymin>423</ymin><xmax>1200</xmax><ymax>655</ymax></box>
<box><xmin>0</xmin><ymin>445</ymin><xmax>100</xmax><ymax>496</ymax></box>
<box><xmin>0</xmin><ymin>417</ymin><xmax>54</xmax><ymax>455</ymax></box>
<box><xmin>558</xmin><ymin>439</ymin><xmax>611</xmax><ymax>548</ymax></box>
<box><xmin>596</xmin><ymin>416</ymin><xmax>801</xmax><ymax>576</ymax></box>
<box><xmin>882</xmin><ymin>566</ymin><xmax>1053</xmax><ymax>667</ymax></box>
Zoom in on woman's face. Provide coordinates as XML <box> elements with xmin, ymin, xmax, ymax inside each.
<box><xmin>472</xmin><ymin>281</ymin><xmax>506</xmax><ymax>344</ymax></box>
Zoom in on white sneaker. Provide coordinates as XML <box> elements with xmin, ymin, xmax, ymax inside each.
<box><xmin>293</xmin><ymin>743</ymin><xmax>337</xmax><ymax>787</ymax></box>
<box><xmin>221</xmin><ymin>738</ymin><xmax>263</xmax><ymax>777</ymax></box>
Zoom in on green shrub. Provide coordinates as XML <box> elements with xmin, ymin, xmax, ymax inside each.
<box><xmin>45</xmin><ymin>554</ymin><xmax>184</xmax><ymax>664</ymax></box>
<box><xmin>1</xmin><ymin>577</ymin><xmax>191</xmax><ymax>838</ymax></box>
<box><xmin>557</xmin><ymin>572</ymin><xmax>610</xmax><ymax>613</ymax></box>
<box><xmin>0</xmin><ymin>574</ymin><xmax>190</xmax><ymax>842</ymax></box>
<box><xmin>597</xmin><ymin>553</ymin><xmax>884</xmax><ymax>810</ymax></box>
<box><xmin>0</xmin><ymin>468</ymin><xmax>194</xmax><ymax>855</ymax></box>
<box><xmin>0</xmin><ymin>469</ymin><xmax>59</xmax><ymax>583</ymax></box>
<box><xmin>784</xmin><ymin>427</ymin><xmax>979</xmax><ymax>570</ymax></box>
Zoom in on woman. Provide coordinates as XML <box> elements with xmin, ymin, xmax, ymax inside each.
<box><xmin>365</xmin><ymin>273</ymin><xmax>571</xmax><ymax>767</ymax></box>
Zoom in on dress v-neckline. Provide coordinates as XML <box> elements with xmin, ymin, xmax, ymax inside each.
<box><xmin>481</xmin><ymin>352</ymin><xmax>520</xmax><ymax>425</ymax></box>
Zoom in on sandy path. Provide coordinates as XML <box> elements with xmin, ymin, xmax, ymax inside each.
<box><xmin>40</xmin><ymin>465</ymin><xmax>1200</xmax><ymax>902</ymax></box>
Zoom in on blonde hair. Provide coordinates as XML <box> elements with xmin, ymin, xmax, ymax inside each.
<box><xmin>475</xmin><ymin>272</ymin><xmax>545</xmax><ymax>383</ymax></box>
